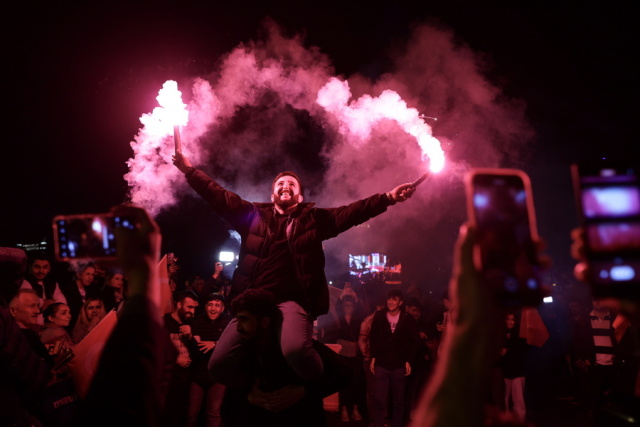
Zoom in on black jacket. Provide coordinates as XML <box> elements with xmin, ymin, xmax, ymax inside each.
<box><xmin>369</xmin><ymin>310</ymin><xmax>419</xmax><ymax>370</ymax></box>
<box><xmin>23</xmin><ymin>275</ymin><xmax>58</xmax><ymax>300</ymax></box>
<box><xmin>189</xmin><ymin>313</ymin><xmax>231</xmax><ymax>387</ymax></box>
<box><xmin>186</xmin><ymin>168</ymin><xmax>393</xmax><ymax>318</ymax></box>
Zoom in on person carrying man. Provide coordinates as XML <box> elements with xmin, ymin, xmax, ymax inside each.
<box><xmin>173</xmin><ymin>151</ymin><xmax>416</xmax><ymax>385</ymax></box>
<box><xmin>223</xmin><ymin>288</ymin><xmax>348</xmax><ymax>427</ymax></box>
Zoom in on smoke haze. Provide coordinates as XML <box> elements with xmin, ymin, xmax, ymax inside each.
<box><xmin>125</xmin><ymin>20</ymin><xmax>533</xmax><ymax>286</ymax></box>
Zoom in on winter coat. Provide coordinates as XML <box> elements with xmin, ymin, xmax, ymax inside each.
<box><xmin>186</xmin><ymin>168</ymin><xmax>392</xmax><ymax>318</ymax></box>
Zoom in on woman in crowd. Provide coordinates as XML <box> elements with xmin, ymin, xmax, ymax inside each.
<box><xmin>72</xmin><ymin>297</ymin><xmax>106</xmax><ymax>343</ymax></box>
<box><xmin>63</xmin><ymin>262</ymin><xmax>99</xmax><ymax>330</ymax></box>
<box><xmin>100</xmin><ymin>270</ymin><xmax>126</xmax><ymax>312</ymax></box>
<box><xmin>41</xmin><ymin>302</ymin><xmax>74</xmax><ymax>351</ymax></box>
<box><xmin>500</xmin><ymin>311</ymin><xmax>528</xmax><ymax>422</ymax></box>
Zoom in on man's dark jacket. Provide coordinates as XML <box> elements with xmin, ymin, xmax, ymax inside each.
<box><xmin>186</xmin><ymin>168</ymin><xmax>393</xmax><ymax>318</ymax></box>
<box><xmin>188</xmin><ymin>312</ymin><xmax>231</xmax><ymax>387</ymax></box>
<box><xmin>369</xmin><ymin>310</ymin><xmax>419</xmax><ymax>370</ymax></box>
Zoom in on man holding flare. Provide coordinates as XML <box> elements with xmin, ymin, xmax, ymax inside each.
<box><xmin>172</xmin><ymin>150</ymin><xmax>418</xmax><ymax>386</ymax></box>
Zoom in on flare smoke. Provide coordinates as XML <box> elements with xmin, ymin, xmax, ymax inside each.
<box><xmin>124</xmin><ymin>21</ymin><xmax>533</xmax><ymax>280</ymax></box>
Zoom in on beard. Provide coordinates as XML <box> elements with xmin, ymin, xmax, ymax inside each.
<box><xmin>179</xmin><ymin>310</ymin><xmax>193</xmax><ymax>323</ymax></box>
<box><xmin>273</xmin><ymin>191</ymin><xmax>299</xmax><ymax>209</ymax></box>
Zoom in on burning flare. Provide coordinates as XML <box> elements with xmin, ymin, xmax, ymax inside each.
<box><xmin>140</xmin><ymin>80</ymin><xmax>189</xmax><ymax>138</ymax></box>
<box><xmin>125</xmin><ymin>80</ymin><xmax>192</xmax><ymax>214</ymax></box>
<box><xmin>158</xmin><ymin>81</ymin><xmax>189</xmax><ymax>129</ymax></box>
<box><xmin>317</xmin><ymin>77</ymin><xmax>445</xmax><ymax>174</ymax></box>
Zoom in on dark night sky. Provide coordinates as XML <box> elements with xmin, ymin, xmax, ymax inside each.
<box><xmin>3</xmin><ymin>1</ymin><xmax>636</xmax><ymax>287</ymax></box>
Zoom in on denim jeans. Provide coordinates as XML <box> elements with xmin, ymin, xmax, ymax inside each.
<box><xmin>209</xmin><ymin>300</ymin><xmax>323</xmax><ymax>387</ymax></box>
<box><xmin>187</xmin><ymin>382</ymin><xmax>225</xmax><ymax>427</ymax></box>
<box><xmin>504</xmin><ymin>377</ymin><xmax>526</xmax><ymax>421</ymax></box>
<box><xmin>373</xmin><ymin>365</ymin><xmax>406</xmax><ymax>427</ymax></box>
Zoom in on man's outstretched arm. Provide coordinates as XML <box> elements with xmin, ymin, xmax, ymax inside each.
<box><xmin>319</xmin><ymin>182</ymin><xmax>417</xmax><ymax>239</ymax></box>
<box><xmin>76</xmin><ymin>205</ymin><xmax>175</xmax><ymax>427</ymax></box>
<box><xmin>172</xmin><ymin>151</ymin><xmax>255</xmax><ymax>231</ymax></box>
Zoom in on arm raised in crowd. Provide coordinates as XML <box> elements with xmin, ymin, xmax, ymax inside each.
<box><xmin>76</xmin><ymin>205</ymin><xmax>175</xmax><ymax>427</ymax></box>
<box><xmin>411</xmin><ymin>225</ymin><xmax>507</xmax><ymax>427</ymax></box>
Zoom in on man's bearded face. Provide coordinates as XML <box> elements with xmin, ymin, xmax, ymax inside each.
<box><xmin>178</xmin><ymin>297</ymin><xmax>198</xmax><ymax>321</ymax></box>
<box><xmin>271</xmin><ymin>175</ymin><xmax>302</xmax><ymax>209</ymax></box>
<box><xmin>31</xmin><ymin>260</ymin><xmax>51</xmax><ymax>281</ymax></box>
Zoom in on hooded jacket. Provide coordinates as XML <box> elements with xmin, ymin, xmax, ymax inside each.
<box><xmin>186</xmin><ymin>168</ymin><xmax>393</xmax><ymax>318</ymax></box>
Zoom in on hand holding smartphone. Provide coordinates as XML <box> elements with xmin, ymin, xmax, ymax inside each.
<box><xmin>465</xmin><ymin>168</ymin><xmax>543</xmax><ymax>306</ymax></box>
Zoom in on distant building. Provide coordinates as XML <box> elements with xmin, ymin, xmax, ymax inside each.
<box><xmin>349</xmin><ymin>253</ymin><xmax>402</xmax><ymax>284</ymax></box>
<box><xmin>16</xmin><ymin>240</ymin><xmax>49</xmax><ymax>253</ymax></box>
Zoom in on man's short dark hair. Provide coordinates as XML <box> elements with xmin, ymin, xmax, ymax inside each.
<box><xmin>231</xmin><ymin>289</ymin><xmax>279</xmax><ymax>320</ymax></box>
<box><xmin>29</xmin><ymin>253</ymin><xmax>52</xmax><ymax>265</ymax></box>
<box><xmin>387</xmin><ymin>289</ymin><xmax>404</xmax><ymax>301</ymax></box>
<box><xmin>175</xmin><ymin>290</ymin><xmax>198</xmax><ymax>304</ymax></box>
<box><xmin>206</xmin><ymin>292</ymin><xmax>225</xmax><ymax>305</ymax></box>
<box><xmin>272</xmin><ymin>171</ymin><xmax>304</xmax><ymax>197</ymax></box>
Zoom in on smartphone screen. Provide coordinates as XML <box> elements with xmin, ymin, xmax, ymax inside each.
<box><xmin>573</xmin><ymin>162</ymin><xmax>640</xmax><ymax>294</ymax></box>
<box><xmin>53</xmin><ymin>213</ymin><xmax>132</xmax><ymax>261</ymax></box>
<box><xmin>466</xmin><ymin>169</ymin><xmax>541</xmax><ymax>305</ymax></box>
<box><xmin>582</xmin><ymin>186</ymin><xmax>640</xmax><ymax>252</ymax></box>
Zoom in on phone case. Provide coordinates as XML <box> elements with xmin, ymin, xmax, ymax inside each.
<box><xmin>464</xmin><ymin>168</ymin><xmax>538</xmax><ymax>240</ymax></box>
<box><xmin>52</xmin><ymin>213</ymin><xmax>117</xmax><ymax>262</ymax></box>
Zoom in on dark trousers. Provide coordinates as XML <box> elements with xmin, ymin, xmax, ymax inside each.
<box><xmin>187</xmin><ymin>382</ymin><xmax>225</xmax><ymax>427</ymax></box>
<box><xmin>163</xmin><ymin>366</ymin><xmax>191</xmax><ymax>427</ymax></box>
<box><xmin>210</xmin><ymin>301</ymin><xmax>322</xmax><ymax>387</ymax></box>
<box><xmin>373</xmin><ymin>366</ymin><xmax>406</xmax><ymax>427</ymax></box>
<box><xmin>363</xmin><ymin>359</ymin><xmax>376</xmax><ymax>421</ymax></box>
<box><xmin>338</xmin><ymin>356</ymin><xmax>366</xmax><ymax>408</ymax></box>
<box><xmin>583</xmin><ymin>364</ymin><xmax>616</xmax><ymax>411</ymax></box>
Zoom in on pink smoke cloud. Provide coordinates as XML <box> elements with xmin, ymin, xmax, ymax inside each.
<box><xmin>124</xmin><ymin>20</ymin><xmax>534</xmax><ymax>281</ymax></box>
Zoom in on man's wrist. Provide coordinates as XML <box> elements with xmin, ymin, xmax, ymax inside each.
<box><xmin>384</xmin><ymin>192</ymin><xmax>396</xmax><ymax>205</ymax></box>
<box><xmin>183</xmin><ymin>166</ymin><xmax>196</xmax><ymax>177</ymax></box>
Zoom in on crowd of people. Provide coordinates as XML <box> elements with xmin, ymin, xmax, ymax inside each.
<box><xmin>2</xmin><ymin>230</ymin><xmax>638</xmax><ymax>426</ymax></box>
<box><xmin>1</xmin><ymin>155</ymin><xmax>639</xmax><ymax>427</ymax></box>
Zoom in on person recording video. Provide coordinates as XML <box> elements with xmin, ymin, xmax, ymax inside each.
<box><xmin>412</xmin><ymin>165</ymin><xmax>639</xmax><ymax>427</ymax></box>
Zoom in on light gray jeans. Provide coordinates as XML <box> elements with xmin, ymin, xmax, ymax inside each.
<box><xmin>208</xmin><ymin>300</ymin><xmax>323</xmax><ymax>387</ymax></box>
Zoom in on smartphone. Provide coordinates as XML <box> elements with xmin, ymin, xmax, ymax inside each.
<box><xmin>572</xmin><ymin>161</ymin><xmax>640</xmax><ymax>299</ymax></box>
<box><xmin>465</xmin><ymin>168</ymin><xmax>542</xmax><ymax>306</ymax></box>
<box><xmin>52</xmin><ymin>213</ymin><xmax>134</xmax><ymax>261</ymax></box>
